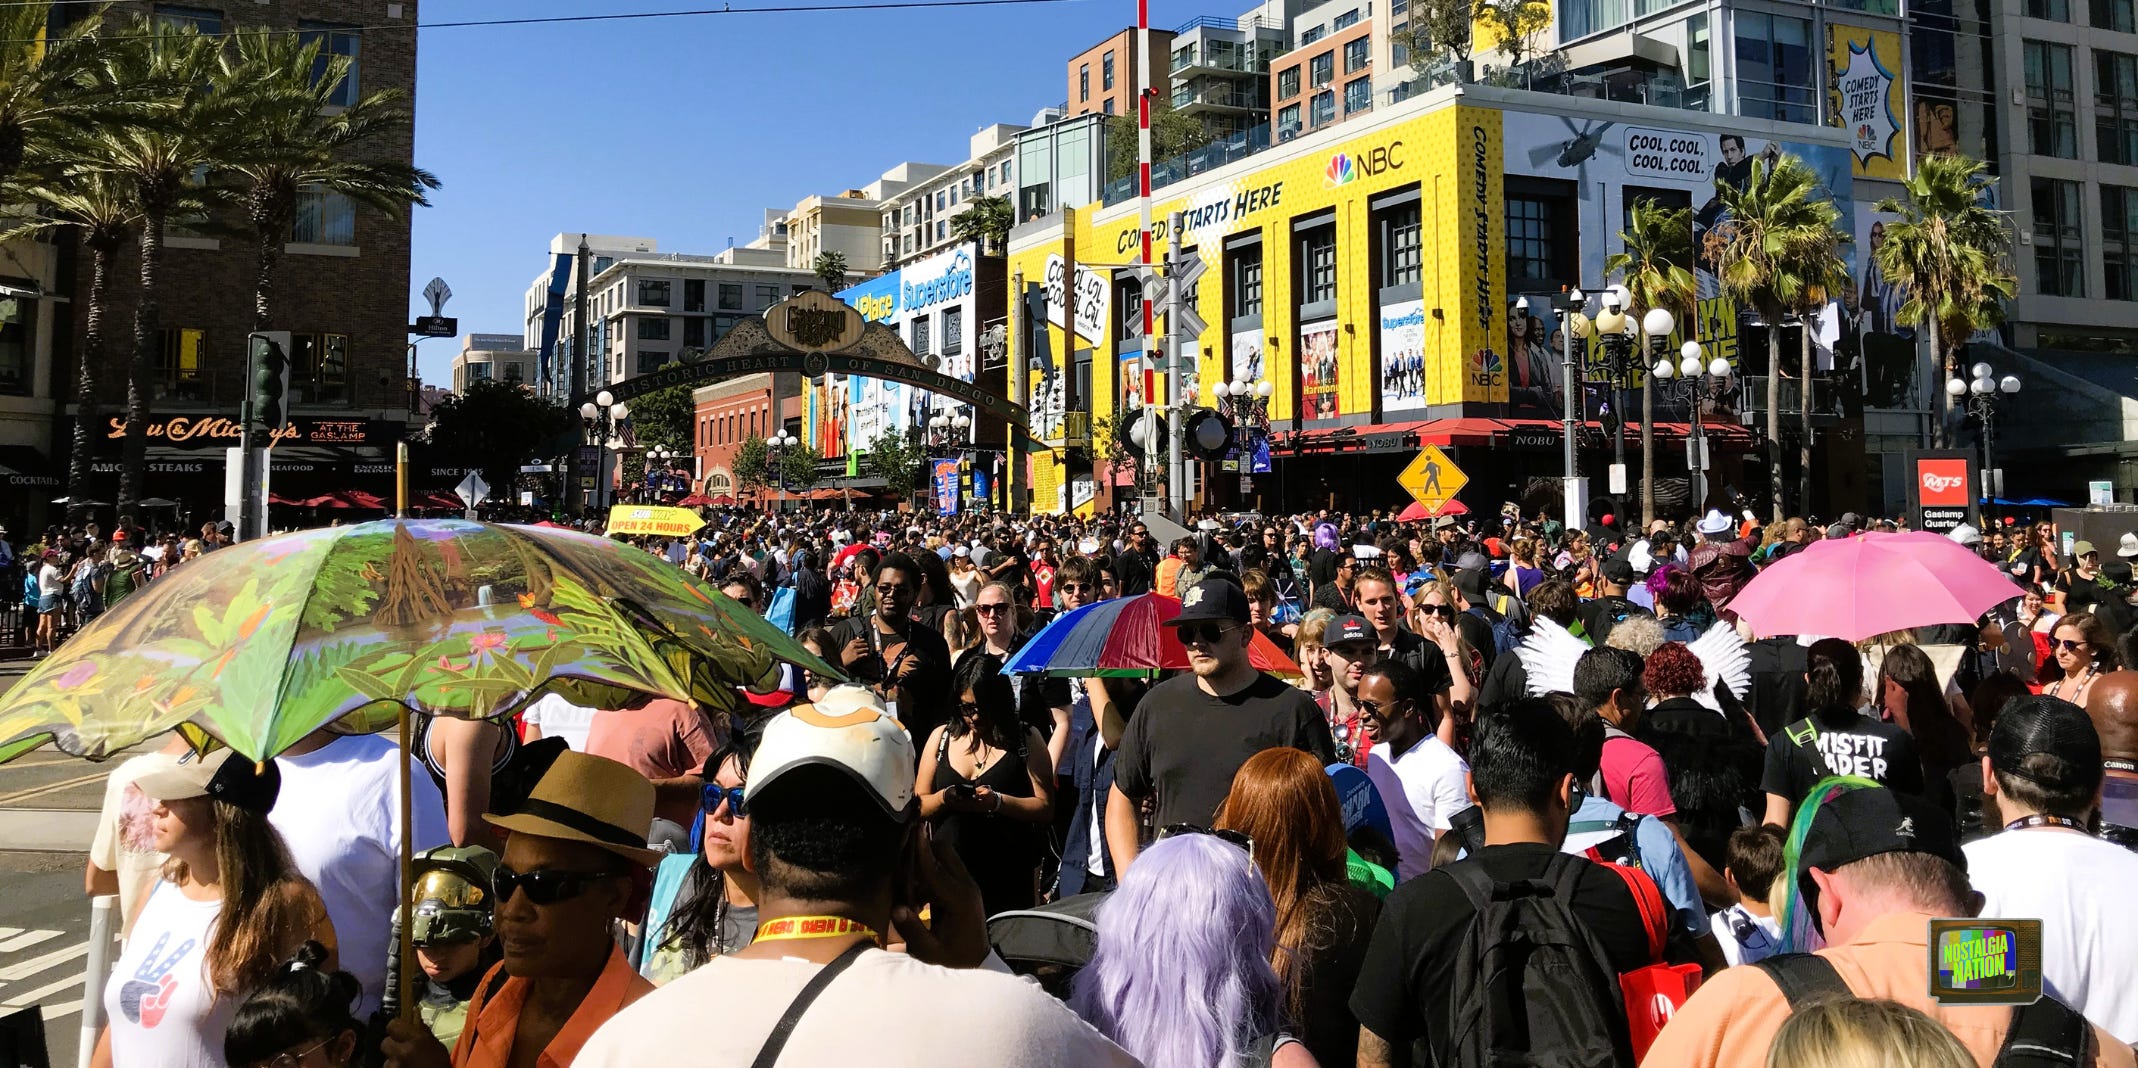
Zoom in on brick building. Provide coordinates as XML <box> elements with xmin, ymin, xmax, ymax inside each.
<box><xmin>693</xmin><ymin>374</ymin><xmax>801</xmax><ymax>504</ymax></box>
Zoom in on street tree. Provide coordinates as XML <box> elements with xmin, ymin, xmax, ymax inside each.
<box><xmin>948</xmin><ymin>194</ymin><xmax>1014</xmax><ymax>254</ymax></box>
<box><xmin>814</xmin><ymin>251</ymin><xmax>849</xmax><ymax>291</ymax></box>
<box><xmin>734</xmin><ymin>435</ymin><xmax>822</xmax><ymax>495</ymax></box>
<box><xmin>0</xmin><ymin>2</ymin><xmax>111</xmax><ymax>191</ymax></box>
<box><xmin>1389</xmin><ymin>0</ymin><xmax>1476</xmax><ymax>82</ymax></box>
<box><xmin>1607</xmin><ymin>200</ymin><xmax>1697</xmax><ymax>527</ymax></box>
<box><xmin>215</xmin><ymin>30</ymin><xmax>438</xmax><ymax>332</ymax></box>
<box><xmin>865</xmin><ymin>429</ymin><xmax>929</xmax><ymax>502</ymax></box>
<box><xmin>1783</xmin><ymin>218</ymin><xmax>1850</xmax><ymax>516</ymax></box>
<box><xmin>1706</xmin><ymin>150</ymin><xmax>1839</xmax><ymax>520</ymax></box>
<box><xmin>1105</xmin><ymin>101</ymin><xmax>1216</xmax><ymax>184</ymax></box>
<box><xmin>424</xmin><ymin>379</ymin><xmax>579</xmax><ymax>493</ymax></box>
<box><xmin>1475</xmin><ymin>0</ymin><xmax>1553</xmax><ymax>85</ymax></box>
<box><xmin>619</xmin><ymin>383</ymin><xmax>694</xmax><ymax>456</ymax></box>
<box><xmin>1872</xmin><ymin>153</ymin><xmax>2016</xmax><ymax>447</ymax></box>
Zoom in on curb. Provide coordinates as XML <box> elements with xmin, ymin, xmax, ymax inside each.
<box><xmin>0</xmin><ymin>808</ymin><xmax>98</xmax><ymax>853</ymax></box>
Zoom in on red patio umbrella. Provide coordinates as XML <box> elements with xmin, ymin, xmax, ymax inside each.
<box><xmin>674</xmin><ymin>493</ymin><xmax>715</xmax><ymax>507</ymax></box>
<box><xmin>709</xmin><ymin>495</ymin><xmax>737</xmax><ymax>506</ymax></box>
<box><xmin>1397</xmin><ymin>498</ymin><xmax>1469</xmax><ymax>522</ymax></box>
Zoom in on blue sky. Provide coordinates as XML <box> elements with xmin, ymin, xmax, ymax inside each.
<box><xmin>404</xmin><ymin>0</ymin><xmax>1185</xmax><ymax>387</ymax></box>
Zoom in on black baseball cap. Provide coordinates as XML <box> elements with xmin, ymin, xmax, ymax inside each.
<box><xmin>1452</xmin><ymin>566</ymin><xmax>1493</xmax><ymax>603</ymax></box>
<box><xmin>1172</xmin><ymin>577</ymin><xmax>1250</xmax><ymax>625</ymax></box>
<box><xmin>1326</xmin><ymin>614</ymin><xmax>1375</xmax><ymax>647</ymax></box>
<box><xmin>1799</xmin><ymin>787</ymin><xmax>1964</xmax><ymax>895</ymax></box>
<box><xmin>1988</xmin><ymin>695</ymin><xmax>2103</xmax><ymax>797</ymax></box>
<box><xmin>135</xmin><ymin>749</ymin><xmax>282</xmax><ymax>814</ymax></box>
<box><xmin>1601</xmin><ymin>557</ymin><xmax>1635</xmax><ymax>586</ymax></box>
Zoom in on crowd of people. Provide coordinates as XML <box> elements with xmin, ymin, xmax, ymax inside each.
<box><xmin>47</xmin><ymin>499</ymin><xmax>2138</xmax><ymax>1067</ymax></box>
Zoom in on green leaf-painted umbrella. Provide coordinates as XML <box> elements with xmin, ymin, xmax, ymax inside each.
<box><xmin>0</xmin><ymin>519</ymin><xmax>842</xmax><ymax>764</ymax></box>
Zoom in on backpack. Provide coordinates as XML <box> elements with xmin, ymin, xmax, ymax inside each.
<box><xmin>1567</xmin><ymin>810</ymin><xmax>1646</xmax><ymax>871</ymax></box>
<box><xmin>1468</xmin><ymin>600</ymin><xmax>1529</xmax><ymax>659</ymax></box>
<box><xmin>1755</xmin><ymin>953</ymin><xmax>2089</xmax><ymax>1067</ymax></box>
<box><xmin>1443</xmin><ymin>851</ymin><xmax>1640</xmax><ymax>1068</ymax></box>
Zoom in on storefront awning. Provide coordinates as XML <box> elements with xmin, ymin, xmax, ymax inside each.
<box><xmin>1276</xmin><ymin>416</ymin><xmax>1756</xmax><ymax>455</ymax></box>
<box><xmin>0</xmin><ymin>445</ymin><xmax>60</xmax><ymax>488</ymax></box>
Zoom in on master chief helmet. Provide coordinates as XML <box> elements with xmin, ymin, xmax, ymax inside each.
<box><xmin>408</xmin><ymin>844</ymin><xmax>500</xmax><ymax>947</ymax></box>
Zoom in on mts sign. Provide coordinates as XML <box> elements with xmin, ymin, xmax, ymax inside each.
<box><xmin>1918</xmin><ymin>459</ymin><xmax>1970</xmax><ymax>506</ymax></box>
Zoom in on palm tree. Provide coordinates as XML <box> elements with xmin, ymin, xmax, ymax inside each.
<box><xmin>814</xmin><ymin>251</ymin><xmax>849</xmax><ymax>291</ymax></box>
<box><xmin>84</xmin><ymin>21</ymin><xmax>245</xmax><ymax>516</ymax></box>
<box><xmin>1608</xmin><ymin>200</ymin><xmax>1697</xmax><ymax>527</ymax></box>
<box><xmin>1873</xmin><ymin>153</ymin><xmax>2016</xmax><ymax>447</ymax></box>
<box><xmin>215</xmin><ymin>31</ymin><xmax>439</xmax><ymax>332</ymax></box>
<box><xmin>0</xmin><ymin>2</ymin><xmax>110</xmax><ymax>191</ymax></box>
<box><xmin>1707</xmin><ymin>152</ymin><xmax>1842</xmax><ymax>520</ymax></box>
<box><xmin>947</xmin><ymin>194</ymin><xmax>1013</xmax><ymax>255</ymax></box>
<box><xmin>1786</xmin><ymin>234</ymin><xmax>1849</xmax><ymax>517</ymax></box>
<box><xmin>1</xmin><ymin>171</ymin><xmax>147</xmax><ymax>522</ymax></box>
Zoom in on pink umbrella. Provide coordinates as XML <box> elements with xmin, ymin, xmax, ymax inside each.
<box><xmin>1728</xmin><ymin>530</ymin><xmax>2026</xmax><ymax>641</ymax></box>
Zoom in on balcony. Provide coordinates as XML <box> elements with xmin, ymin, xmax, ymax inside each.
<box><xmin>1103</xmin><ymin>123</ymin><xmax>1272</xmax><ymax>205</ymax></box>
<box><xmin>1174</xmin><ymin>83</ymin><xmax>1263</xmax><ymax>113</ymax></box>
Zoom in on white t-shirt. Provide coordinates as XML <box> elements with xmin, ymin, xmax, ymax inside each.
<box><xmin>521</xmin><ymin>693</ymin><xmax>598</xmax><ymax>751</ymax></box>
<box><xmin>1365</xmin><ymin>732</ymin><xmax>1472</xmax><ymax>882</ymax></box>
<box><xmin>576</xmin><ymin>949</ymin><xmax>1139</xmax><ymax>1068</ymax></box>
<box><xmin>104</xmin><ymin>882</ymin><xmax>229</xmax><ymax>1068</ymax></box>
<box><xmin>270</xmin><ymin>735</ymin><xmax>449</xmax><ymax>1018</ymax></box>
<box><xmin>89</xmin><ymin>750</ymin><xmax>186</xmax><ymax>938</ymax></box>
<box><xmin>1708</xmin><ymin>904</ymin><xmax>1782</xmax><ymax>967</ymax></box>
<box><xmin>1964</xmin><ymin>827</ymin><xmax>2138</xmax><ymax>1044</ymax></box>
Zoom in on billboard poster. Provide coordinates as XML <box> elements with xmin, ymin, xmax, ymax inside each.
<box><xmin>932</xmin><ymin>458</ymin><xmax>960</xmax><ymax>515</ymax></box>
<box><xmin>1231</xmin><ymin>326</ymin><xmax>1265</xmax><ymax>387</ymax></box>
<box><xmin>1043</xmin><ymin>254</ymin><xmax>1110</xmax><ymax>344</ymax></box>
<box><xmin>1300</xmin><ymin>320</ymin><xmax>1341</xmax><ymax>420</ymax></box>
<box><xmin>1378</xmin><ymin>299</ymin><xmax>1428</xmax><ymax>415</ymax></box>
<box><xmin>1121</xmin><ymin>353</ymin><xmax>1147</xmax><ymax>412</ymax></box>
<box><xmin>1456</xmin><ymin>108</ymin><xmax>1509</xmax><ymax>406</ymax></box>
<box><xmin>1506</xmin><ymin>293</ymin><xmax>1565</xmax><ymax>417</ymax></box>
<box><xmin>1827</xmin><ymin>25</ymin><xmax>1907</xmax><ymax>179</ymax></box>
<box><xmin>1855</xmin><ymin>206</ymin><xmax>1925</xmax><ymax>412</ymax></box>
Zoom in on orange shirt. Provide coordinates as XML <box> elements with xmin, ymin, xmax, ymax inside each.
<box><xmin>1642</xmin><ymin>911</ymin><xmax>2137</xmax><ymax>1068</ymax></box>
<box><xmin>1155</xmin><ymin>557</ymin><xmax>1184</xmax><ymax>598</ymax></box>
<box><xmin>452</xmin><ymin>945</ymin><xmax>655</xmax><ymax>1068</ymax></box>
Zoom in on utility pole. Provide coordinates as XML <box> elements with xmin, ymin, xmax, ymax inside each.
<box><xmin>572</xmin><ymin>234</ymin><xmax>592</xmax><ymax>514</ymax></box>
<box><xmin>1165</xmin><ymin>210</ymin><xmax>1186</xmax><ymax>519</ymax></box>
<box><xmin>1558</xmin><ymin>294</ymin><xmax>1581</xmax><ymax>532</ymax></box>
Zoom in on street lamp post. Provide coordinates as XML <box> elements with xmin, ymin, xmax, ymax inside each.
<box><xmin>577</xmin><ymin>389</ymin><xmax>629</xmax><ymax>515</ymax></box>
<box><xmin>767</xmin><ymin>429</ymin><xmax>798</xmax><ymax>513</ymax></box>
<box><xmin>1652</xmin><ymin>338</ymin><xmax>1734</xmax><ymax>515</ymax></box>
<box><xmin>1212</xmin><ymin>372</ymin><xmax>1274</xmax><ymax>506</ymax></box>
<box><xmin>926</xmin><ymin>408</ymin><xmax>972</xmax><ymax>511</ymax></box>
<box><xmin>643</xmin><ymin>446</ymin><xmax>675</xmax><ymax>502</ymax></box>
<box><xmin>1946</xmin><ymin>361</ymin><xmax>2023</xmax><ymax>516</ymax></box>
<box><xmin>1518</xmin><ymin>290</ymin><xmax>1594</xmax><ymax>530</ymax></box>
<box><xmin>1592</xmin><ymin>287</ymin><xmax>1637</xmax><ymax>479</ymax></box>
<box><xmin>1639</xmin><ymin>306</ymin><xmax>1678</xmax><ymax>527</ymax></box>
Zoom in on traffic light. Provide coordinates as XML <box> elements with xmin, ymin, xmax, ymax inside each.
<box><xmin>248</xmin><ymin>331</ymin><xmax>291</xmax><ymax>431</ymax></box>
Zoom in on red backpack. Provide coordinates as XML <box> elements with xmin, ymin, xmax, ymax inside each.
<box><xmin>1600</xmin><ymin>862</ymin><xmax>1703</xmax><ymax>1060</ymax></box>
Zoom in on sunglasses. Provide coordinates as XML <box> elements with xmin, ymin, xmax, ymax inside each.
<box><xmin>493</xmin><ymin>864</ymin><xmax>623</xmax><ymax>906</ymax></box>
<box><xmin>875</xmin><ymin>583</ymin><xmax>911</xmax><ymax>596</ymax></box>
<box><xmin>1423</xmin><ymin>604</ymin><xmax>1456</xmax><ymax>619</ymax></box>
<box><xmin>2056</xmin><ymin>638</ymin><xmax>2090</xmax><ymax>652</ymax></box>
<box><xmin>1058</xmin><ymin>582</ymin><xmax>1092</xmax><ymax>592</ymax></box>
<box><xmin>1355</xmin><ymin>697</ymin><xmax>1406</xmax><ymax>719</ymax></box>
<box><xmin>1175</xmin><ymin>622</ymin><xmax>1239</xmax><ymax>645</ymax></box>
<box><xmin>1158</xmin><ymin>824</ymin><xmax>1254</xmax><ymax>852</ymax></box>
<box><xmin>975</xmin><ymin>603</ymin><xmax>1011</xmax><ymax>615</ymax></box>
<box><xmin>701</xmin><ymin>783</ymin><xmax>748</xmax><ymax>818</ymax></box>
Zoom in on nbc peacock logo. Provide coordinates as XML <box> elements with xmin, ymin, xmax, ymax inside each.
<box><xmin>1324</xmin><ymin>152</ymin><xmax>1357</xmax><ymax>188</ymax></box>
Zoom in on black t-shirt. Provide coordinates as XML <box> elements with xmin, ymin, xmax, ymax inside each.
<box><xmin>1760</xmin><ymin>706</ymin><xmax>1926</xmax><ymax>804</ymax></box>
<box><xmin>1347</xmin><ymin>843</ymin><xmax>1655</xmax><ymax>1068</ymax></box>
<box><xmin>1382</xmin><ymin>628</ymin><xmax>1455</xmax><ymax>698</ymax></box>
<box><xmin>1295</xmin><ymin>883</ymin><xmax>1383</xmax><ymax>1068</ymax></box>
<box><xmin>1113</xmin><ymin>672</ymin><xmax>1335</xmax><ymax>829</ymax></box>
<box><xmin>1578</xmin><ymin>595</ymin><xmax>1653</xmax><ymax>647</ymax></box>
<box><xmin>1745</xmin><ymin>637</ymin><xmax>1809</xmax><ymax>738</ymax></box>
<box><xmin>829</xmin><ymin>615</ymin><xmax>955</xmax><ymax>747</ymax></box>
<box><xmin>1115</xmin><ymin>549</ymin><xmax>1155</xmax><ymax>596</ymax></box>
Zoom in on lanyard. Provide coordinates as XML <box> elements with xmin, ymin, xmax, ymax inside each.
<box><xmin>754</xmin><ymin>915</ymin><xmax>881</xmax><ymax>944</ymax></box>
<box><xmin>2004</xmin><ymin>814</ymin><xmax>2089</xmax><ymax>833</ymax></box>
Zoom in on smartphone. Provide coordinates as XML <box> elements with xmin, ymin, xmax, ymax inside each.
<box><xmin>947</xmin><ymin>783</ymin><xmax>977</xmax><ymax>803</ymax></box>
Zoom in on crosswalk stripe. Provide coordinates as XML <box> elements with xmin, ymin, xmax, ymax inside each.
<box><xmin>4</xmin><ymin>971</ymin><xmax>84</xmax><ymax>1009</ymax></box>
<box><xmin>0</xmin><ymin>929</ymin><xmax>60</xmax><ymax>954</ymax></box>
<box><xmin>0</xmin><ymin>928</ymin><xmax>20</xmax><ymax>941</ymax></box>
<box><xmin>0</xmin><ymin>942</ymin><xmax>88</xmax><ymax>982</ymax></box>
<box><xmin>39</xmin><ymin>1001</ymin><xmax>82</xmax><ymax>1022</ymax></box>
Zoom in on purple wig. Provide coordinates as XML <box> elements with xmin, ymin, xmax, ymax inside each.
<box><xmin>1313</xmin><ymin>522</ymin><xmax>1341</xmax><ymax>552</ymax></box>
<box><xmin>1070</xmin><ymin>835</ymin><xmax>1284</xmax><ymax>1068</ymax></box>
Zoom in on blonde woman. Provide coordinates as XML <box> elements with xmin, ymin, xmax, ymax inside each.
<box><xmin>1765</xmin><ymin>997</ymin><xmax>1974</xmax><ymax>1068</ymax></box>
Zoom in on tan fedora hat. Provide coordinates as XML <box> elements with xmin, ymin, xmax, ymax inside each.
<box><xmin>484</xmin><ymin>751</ymin><xmax>662</xmax><ymax>867</ymax></box>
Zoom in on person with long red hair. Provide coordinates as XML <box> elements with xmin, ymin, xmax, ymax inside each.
<box><xmin>1215</xmin><ymin>747</ymin><xmax>1381</xmax><ymax>1068</ymax></box>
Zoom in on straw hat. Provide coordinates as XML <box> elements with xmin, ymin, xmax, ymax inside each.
<box><xmin>484</xmin><ymin>750</ymin><xmax>661</xmax><ymax>867</ymax></box>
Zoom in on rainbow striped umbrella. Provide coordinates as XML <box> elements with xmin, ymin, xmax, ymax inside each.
<box><xmin>1003</xmin><ymin>592</ymin><xmax>1300</xmax><ymax>678</ymax></box>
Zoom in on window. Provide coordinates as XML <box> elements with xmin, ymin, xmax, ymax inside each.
<box><xmin>1302</xmin><ymin>25</ymin><xmax>1326</xmax><ymax>44</ymax></box>
<box><xmin>636</xmin><ymin>351</ymin><xmax>669</xmax><ymax>375</ymax></box>
<box><xmin>2025</xmin><ymin>40</ymin><xmax>2078</xmax><ymax>158</ymax></box>
<box><xmin>935</xmin><ymin>192</ymin><xmax>946</xmax><ymax>212</ymax></box>
<box><xmin>2032</xmin><ymin>176</ymin><xmax>2084</xmax><ymax>296</ymax></box>
<box><xmin>1334</xmin><ymin>8</ymin><xmax>1360</xmax><ymax>28</ymax></box>
<box><xmin>298</xmin><ymin>22</ymin><xmax>361</xmax><ymax>108</ymax></box>
<box><xmin>1505</xmin><ymin>183</ymin><xmax>1578</xmax><ymax>290</ymax></box>
<box><xmin>1311</xmin><ymin>52</ymin><xmax>1334</xmax><ymax>86</ymax></box>
<box><xmin>936</xmin><ymin>220</ymin><xmax>947</xmax><ymax>240</ymax></box>
<box><xmin>1118</xmin><ymin>277</ymin><xmax>1146</xmax><ymax>340</ymax></box>
<box><xmin>1381</xmin><ymin>203</ymin><xmax>1423</xmax><ymax>287</ymax></box>
<box><xmin>637</xmin><ymin>279</ymin><xmax>671</xmax><ymax>306</ymax></box>
<box><xmin>912</xmin><ymin>315</ymin><xmax>932</xmax><ymax>355</ymax></box>
<box><xmin>685</xmin><ymin>317</ymin><xmax>707</xmax><ymax>347</ymax></box>
<box><xmin>1104</xmin><ymin>51</ymin><xmax>1116</xmax><ymax>90</ymax></box>
<box><xmin>154</xmin><ymin>5</ymin><xmax>220</xmax><ymax>33</ymax></box>
<box><xmin>468</xmin><ymin>362</ymin><xmax>492</xmax><ymax>382</ymax></box>
<box><xmin>943</xmin><ymin>306</ymin><xmax>964</xmax><ymax>353</ymax></box>
<box><xmin>1279</xmin><ymin>67</ymin><xmax>1300</xmax><ymax>99</ymax></box>
<box><xmin>0</xmin><ymin>294</ymin><xmax>33</xmax><ymax>396</ymax></box>
<box><xmin>2097</xmin><ymin>0</ymin><xmax>2138</xmax><ymax>32</ymax></box>
<box><xmin>290</xmin><ymin>333</ymin><xmax>348</xmax><ymax>404</ymax></box>
<box><xmin>684</xmin><ymin>279</ymin><xmax>705</xmax><ymax>312</ymax></box>
<box><xmin>757</xmin><ymin>284</ymin><xmax>780</xmax><ymax>309</ymax></box>
<box><xmin>2106</xmin><ymin>185</ymin><xmax>2138</xmax><ymax>300</ymax></box>
<box><xmin>158</xmin><ymin>327</ymin><xmax>206</xmax><ymax>397</ymax></box>
<box><xmin>1278</xmin><ymin>103</ymin><xmax>1301</xmax><ymax>133</ymax></box>
<box><xmin>1080</xmin><ymin>64</ymin><xmax>1089</xmax><ymax>101</ymax></box>
<box><xmin>1232</xmin><ymin>246</ymin><xmax>1264</xmax><ymax>317</ymax></box>
<box><xmin>1105</xmin><ymin>98</ymin><xmax>1116</xmax><ymax>115</ymax></box>
<box><xmin>949</xmin><ymin>186</ymin><xmax>959</xmax><ymax>206</ymax></box>
<box><xmin>718</xmin><ymin>283</ymin><xmax>743</xmax><ymax>310</ymax></box>
<box><xmin>1303</xmin><ymin>228</ymin><xmax>1337</xmax><ymax>304</ymax></box>
<box><xmin>1734</xmin><ymin>12</ymin><xmax>1815</xmax><ymax>124</ymax></box>
<box><xmin>503</xmin><ymin>362</ymin><xmax>523</xmax><ymax>385</ymax></box>
<box><xmin>2098</xmin><ymin>52</ymin><xmax>2138</xmax><ymax>165</ymax></box>
<box><xmin>1345</xmin><ymin>77</ymin><xmax>1371</xmax><ymax>114</ymax></box>
<box><xmin>2028</xmin><ymin>0</ymin><xmax>2070</xmax><ymax>16</ymax></box>
<box><xmin>1310</xmin><ymin>90</ymin><xmax>1335</xmax><ymax>126</ymax></box>
<box><xmin>1345</xmin><ymin>38</ymin><xmax>1369</xmax><ymax>73</ymax></box>
<box><xmin>291</xmin><ymin>187</ymin><xmax>355</xmax><ymax>245</ymax></box>
<box><xmin>1686</xmin><ymin>14</ymin><xmax>1711</xmax><ymax>105</ymax></box>
<box><xmin>638</xmin><ymin>317</ymin><xmax>671</xmax><ymax>341</ymax></box>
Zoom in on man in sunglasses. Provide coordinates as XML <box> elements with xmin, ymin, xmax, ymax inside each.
<box><xmin>383</xmin><ymin>751</ymin><xmax>659</xmax><ymax>1068</ymax></box>
<box><xmin>1114</xmin><ymin>524</ymin><xmax>1157</xmax><ymax>596</ymax></box>
<box><xmin>1357</xmin><ymin>659</ymin><xmax>1472</xmax><ymax>880</ymax></box>
<box><xmin>830</xmin><ymin>553</ymin><xmax>953</xmax><ymax>749</ymax></box>
<box><xmin>1108</xmin><ymin>578</ymin><xmax>1335</xmax><ymax>874</ymax></box>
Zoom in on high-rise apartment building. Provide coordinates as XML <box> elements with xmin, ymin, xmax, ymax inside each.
<box><xmin>1069</xmin><ymin>29</ymin><xmax>1176</xmax><ymax>119</ymax></box>
<box><xmin>783</xmin><ymin>163</ymin><xmax>948</xmax><ymax>276</ymax></box>
<box><xmin>1271</xmin><ymin>0</ymin><xmax>1373</xmax><ymax>139</ymax></box>
<box><xmin>880</xmin><ymin>124</ymin><xmax>1028</xmax><ymax>269</ymax></box>
<box><xmin>1171</xmin><ymin>13</ymin><xmax>1291</xmax><ymax>140</ymax></box>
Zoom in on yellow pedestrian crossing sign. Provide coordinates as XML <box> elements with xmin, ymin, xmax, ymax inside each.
<box><xmin>1399</xmin><ymin>446</ymin><xmax>1467</xmax><ymax>513</ymax></box>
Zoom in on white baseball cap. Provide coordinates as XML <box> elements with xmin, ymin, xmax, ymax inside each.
<box><xmin>1947</xmin><ymin>523</ymin><xmax>1982</xmax><ymax>547</ymax></box>
<box><xmin>746</xmin><ymin>685</ymin><xmax>916</xmax><ymax>818</ymax></box>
